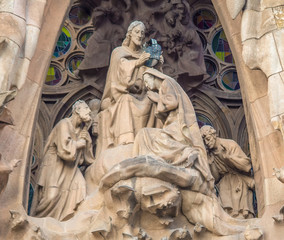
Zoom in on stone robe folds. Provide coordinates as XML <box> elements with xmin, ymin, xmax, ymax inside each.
<box><xmin>33</xmin><ymin>118</ymin><xmax>94</xmax><ymax>221</ymax></box>
<box><xmin>133</xmin><ymin>74</ymin><xmax>214</xmax><ymax>194</ymax></box>
<box><xmin>208</xmin><ymin>138</ymin><xmax>254</xmax><ymax>217</ymax></box>
<box><xmin>97</xmin><ymin>46</ymin><xmax>158</xmax><ymax>155</ymax></box>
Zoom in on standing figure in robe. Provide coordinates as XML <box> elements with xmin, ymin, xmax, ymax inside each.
<box><xmin>200</xmin><ymin>125</ymin><xmax>255</xmax><ymax>219</ymax></box>
<box><xmin>97</xmin><ymin>21</ymin><xmax>162</xmax><ymax>155</ymax></box>
<box><xmin>32</xmin><ymin>100</ymin><xmax>95</xmax><ymax>221</ymax></box>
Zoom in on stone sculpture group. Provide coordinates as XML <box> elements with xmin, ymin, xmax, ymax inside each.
<box><xmin>23</xmin><ymin>21</ymin><xmax>261</xmax><ymax>240</ymax></box>
<box><xmin>0</xmin><ymin>0</ymin><xmax>284</xmax><ymax>238</ymax></box>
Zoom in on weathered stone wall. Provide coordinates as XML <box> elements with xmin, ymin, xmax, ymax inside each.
<box><xmin>0</xmin><ymin>0</ymin><xmax>74</xmax><ymax>237</ymax></box>
<box><xmin>212</xmin><ymin>0</ymin><xmax>284</xmax><ymax>217</ymax></box>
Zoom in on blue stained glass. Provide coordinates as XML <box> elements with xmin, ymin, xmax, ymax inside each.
<box><xmin>28</xmin><ymin>183</ymin><xmax>34</xmax><ymax>215</ymax></box>
<box><xmin>222</xmin><ymin>71</ymin><xmax>240</xmax><ymax>91</ymax></box>
<box><xmin>53</xmin><ymin>27</ymin><xmax>72</xmax><ymax>58</ymax></box>
<box><xmin>196</xmin><ymin>113</ymin><xmax>213</xmax><ymax>128</ymax></box>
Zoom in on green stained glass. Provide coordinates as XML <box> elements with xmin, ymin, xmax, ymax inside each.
<box><xmin>79</xmin><ymin>30</ymin><xmax>93</xmax><ymax>49</ymax></box>
<box><xmin>68</xmin><ymin>55</ymin><xmax>84</xmax><ymax>74</ymax></box>
<box><xmin>45</xmin><ymin>65</ymin><xmax>62</xmax><ymax>86</ymax></box>
<box><xmin>212</xmin><ymin>29</ymin><xmax>234</xmax><ymax>64</ymax></box>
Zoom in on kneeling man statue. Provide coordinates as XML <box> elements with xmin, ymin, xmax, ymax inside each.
<box><xmin>31</xmin><ymin>100</ymin><xmax>95</xmax><ymax>221</ymax></box>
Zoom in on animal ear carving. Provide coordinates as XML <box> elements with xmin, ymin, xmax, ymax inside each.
<box><xmin>226</xmin><ymin>0</ymin><xmax>246</xmax><ymax>19</ymax></box>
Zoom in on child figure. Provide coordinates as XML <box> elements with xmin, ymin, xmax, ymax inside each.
<box><xmin>88</xmin><ymin>99</ymin><xmax>101</xmax><ymax>152</ymax></box>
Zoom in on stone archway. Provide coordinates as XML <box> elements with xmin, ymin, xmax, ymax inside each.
<box><xmin>1</xmin><ymin>1</ymin><xmax>284</xmax><ymax>239</ymax></box>
<box><xmin>0</xmin><ymin>0</ymin><xmax>75</xmax><ymax>236</ymax></box>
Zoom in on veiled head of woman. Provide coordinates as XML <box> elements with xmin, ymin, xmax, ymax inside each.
<box><xmin>122</xmin><ymin>21</ymin><xmax>145</xmax><ymax>47</ymax></box>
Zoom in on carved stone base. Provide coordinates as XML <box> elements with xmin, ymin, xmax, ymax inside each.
<box><xmin>9</xmin><ymin>156</ymin><xmax>262</xmax><ymax>240</ymax></box>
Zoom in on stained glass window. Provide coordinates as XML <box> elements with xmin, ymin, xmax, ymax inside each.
<box><xmin>28</xmin><ymin>183</ymin><xmax>34</xmax><ymax>214</ymax></box>
<box><xmin>45</xmin><ymin>65</ymin><xmax>62</xmax><ymax>86</ymax></box>
<box><xmin>69</xmin><ymin>6</ymin><xmax>91</xmax><ymax>26</ymax></box>
<box><xmin>68</xmin><ymin>55</ymin><xmax>84</xmax><ymax>75</ymax></box>
<box><xmin>31</xmin><ymin>155</ymin><xmax>35</xmax><ymax>165</ymax></box>
<box><xmin>53</xmin><ymin>27</ymin><xmax>72</xmax><ymax>58</ymax></box>
<box><xmin>193</xmin><ymin>9</ymin><xmax>216</xmax><ymax>30</ymax></box>
<box><xmin>212</xmin><ymin>29</ymin><xmax>234</xmax><ymax>63</ymax></box>
<box><xmin>196</xmin><ymin>113</ymin><xmax>213</xmax><ymax>128</ymax></box>
<box><xmin>221</xmin><ymin>70</ymin><xmax>240</xmax><ymax>91</ymax></box>
<box><xmin>205</xmin><ymin>59</ymin><xmax>217</xmax><ymax>78</ymax></box>
<box><xmin>79</xmin><ymin>30</ymin><xmax>93</xmax><ymax>49</ymax></box>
